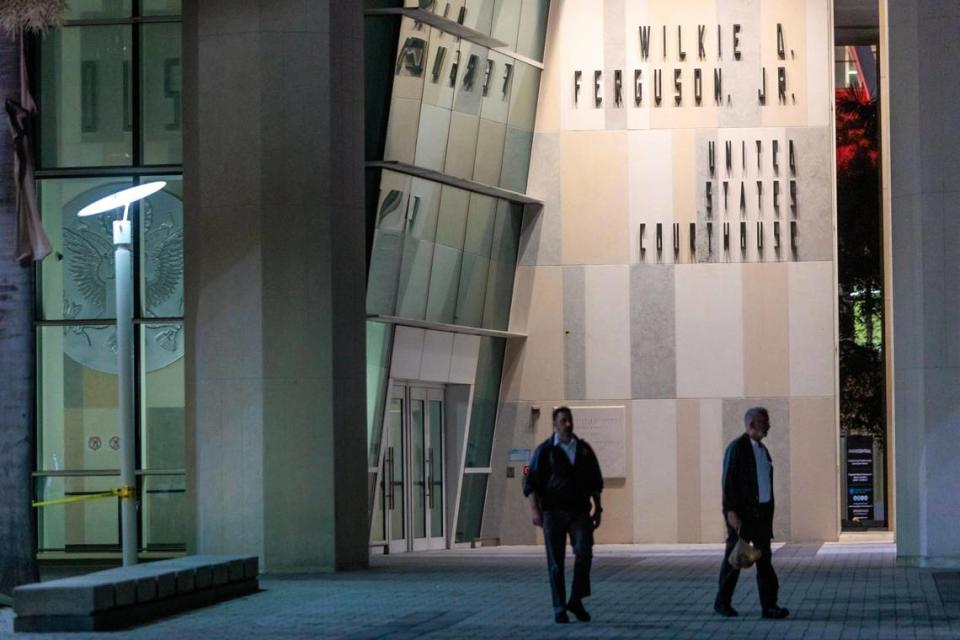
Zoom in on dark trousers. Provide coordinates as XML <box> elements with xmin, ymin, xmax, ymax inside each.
<box><xmin>715</xmin><ymin>506</ymin><xmax>779</xmax><ymax>610</ymax></box>
<box><xmin>543</xmin><ymin>510</ymin><xmax>593</xmax><ymax>613</ymax></box>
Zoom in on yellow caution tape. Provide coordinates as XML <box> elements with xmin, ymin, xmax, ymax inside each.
<box><xmin>32</xmin><ymin>486</ymin><xmax>137</xmax><ymax>508</ymax></box>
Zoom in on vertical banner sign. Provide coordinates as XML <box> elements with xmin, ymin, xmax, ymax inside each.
<box><xmin>846</xmin><ymin>436</ymin><xmax>874</xmax><ymax>521</ymax></box>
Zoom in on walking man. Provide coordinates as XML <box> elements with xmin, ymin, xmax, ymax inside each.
<box><xmin>714</xmin><ymin>406</ymin><xmax>789</xmax><ymax>619</ymax></box>
<box><xmin>523</xmin><ymin>406</ymin><xmax>604</xmax><ymax>624</ymax></box>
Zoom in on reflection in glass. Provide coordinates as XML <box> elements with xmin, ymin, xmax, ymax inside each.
<box><xmin>465</xmin><ymin>337</ymin><xmax>506</xmax><ymax>467</ymax></box>
<box><xmin>141</xmin><ymin>23</ymin><xmax>183</xmax><ymax>164</ymax></box>
<box><xmin>455</xmin><ymin>473</ymin><xmax>488</xmax><ymax>543</ymax></box>
<box><xmin>40</xmin><ymin>26</ymin><xmax>133</xmax><ymax>168</ymax></box>
<box><xmin>366</xmin><ymin>321</ymin><xmax>394</xmax><ymax>467</ymax></box>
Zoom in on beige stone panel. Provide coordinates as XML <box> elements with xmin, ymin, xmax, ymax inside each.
<box><xmin>676</xmin><ymin>399</ymin><xmax>701</xmax><ymax>543</ymax></box>
<box><xmin>584</xmin><ymin>266</ymin><xmax>632</xmax><ymax>400</ymax></box>
<box><xmin>742</xmin><ymin>263</ymin><xmax>790</xmax><ymax>396</ymax></box>
<box><xmin>390</xmin><ymin>326</ymin><xmax>425</xmax><ymax>381</ymax></box>
<box><xmin>557</xmin><ymin>0</ymin><xmax>606</xmax><ymax>131</ymax></box>
<box><xmin>500</xmin><ymin>266</ymin><xmax>565</xmax><ymax>401</ymax></box>
<box><xmin>698</xmin><ymin>398</ymin><xmax>725</xmax><ymax>542</ymax></box>
<box><xmin>419</xmin><ymin>330</ymin><xmax>455</xmax><ymax>383</ymax></box>
<box><xmin>632</xmin><ymin>399</ymin><xmax>678</xmax><ymax>542</ymax></box>
<box><xmin>789</xmin><ymin>397</ymin><xmax>839</xmax><ymax>541</ymax></box>
<box><xmin>759</xmin><ymin>0</ymin><xmax>808</xmax><ymax>127</ymax></box>
<box><xmin>627</xmin><ymin>129</ymin><xmax>673</xmax><ymax>264</ymax></box>
<box><xmin>675</xmin><ymin>264</ymin><xmax>745</xmax><ymax>398</ymax></box>
<box><xmin>788</xmin><ymin>261</ymin><xmax>836</xmax><ymax>397</ymax></box>
<box><xmin>507</xmin><ymin>265</ymin><xmax>535</xmax><ymax>334</ymax></box>
<box><xmin>804</xmin><ymin>0</ymin><xmax>832</xmax><ymax>128</ymax></box>
<box><xmin>534</xmin><ymin>1</ymin><xmax>562</xmax><ymax>133</ymax></box>
<box><xmin>672</xmin><ymin>129</ymin><xmax>697</xmax><ymax>262</ymax></box>
<box><xmin>647</xmin><ymin>0</ymin><xmax>720</xmax><ymax>130</ymax></box>
<box><xmin>585</xmin><ymin>400</ymin><xmax>634</xmax><ymax>544</ymax></box>
<box><xmin>560</xmin><ymin>130</ymin><xmax>630</xmax><ymax>265</ymax></box>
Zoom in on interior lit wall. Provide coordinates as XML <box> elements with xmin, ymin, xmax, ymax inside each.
<box><xmin>485</xmin><ymin>0</ymin><xmax>839</xmax><ymax>544</ymax></box>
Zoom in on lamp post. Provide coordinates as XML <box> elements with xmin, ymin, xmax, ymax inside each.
<box><xmin>77</xmin><ymin>181</ymin><xmax>166</xmax><ymax>567</ymax></box>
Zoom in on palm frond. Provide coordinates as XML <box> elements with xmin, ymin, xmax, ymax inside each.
<box><xmin>0</xmin><ymin>0</ymin><xmax>69</xmax><ymax>36</ymax></box>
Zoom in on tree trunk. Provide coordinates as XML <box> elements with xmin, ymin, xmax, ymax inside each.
<box><xmin>0</xmin><ymin>34</ymin><xmax>39</xmax><ymax>595</ymax></box>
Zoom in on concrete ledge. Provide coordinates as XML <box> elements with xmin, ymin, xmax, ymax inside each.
<box><xmin>13</xmin><ymin>555</ymin><xmax>259</xmax><ymax>633</ymax></box>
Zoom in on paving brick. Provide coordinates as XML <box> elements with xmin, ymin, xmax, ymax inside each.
<box><xmin>2</xmin><ymin>546</ymin><xmax>959</xmax><ymax>639</ymax></box>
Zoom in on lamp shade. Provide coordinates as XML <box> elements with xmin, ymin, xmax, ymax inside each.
<box><xmin>77</xmin><ymin>181</ymin><xmax>167</xmax><ymax>217</ymax></box>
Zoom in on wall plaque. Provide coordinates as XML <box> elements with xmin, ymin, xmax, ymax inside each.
<box><xmin>571</xmin><ymin>406</ymin><xmax>627</xmax><ymax>479</ymax></box>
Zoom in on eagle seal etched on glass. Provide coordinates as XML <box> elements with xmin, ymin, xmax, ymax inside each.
<box><xmin>62</xmin><ymin>181</ymin><xmax>183</xmax><ymax>374</ymax></box>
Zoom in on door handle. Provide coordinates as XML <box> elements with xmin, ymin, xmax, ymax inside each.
<box><xmin>385</xmin><ymin>447</ymin><xmax>395</xmax><ymax>511</ymax></box>
<box><xmin>426</xmin><ymin>448</ymin><xmax>434</xmax><ymax>510</ymax></box>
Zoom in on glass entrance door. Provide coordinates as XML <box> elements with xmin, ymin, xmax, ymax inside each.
<box><xmin>378</xmin><ymin>384</ymin><xmax>445</xmax><ymax>553</ymax></box>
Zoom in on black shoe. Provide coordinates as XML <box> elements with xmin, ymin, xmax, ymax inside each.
<box><xmin>714</xmin><ymin>603</ymin><xmax>739</xmax><ymax>617</ymax></box>
<box><xmin>566</xmin><ymin>600</ymin><xmax>591</xmax><ymax>622</ymax></box>
<box><xmin>554</xmin><ymin>611</ymin><xmax>570</xmax><ymax>624</ymax></box>
<box><xmin>762</xmin><ymin>606</ymin><xmax>790</xmax><ymax>619</ymax></box>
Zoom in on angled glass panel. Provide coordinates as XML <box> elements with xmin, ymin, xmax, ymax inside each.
<box><xmin>490</xmin><ymin>0</ymin><xmax>522</xmax><ymax>52</ymax></box>
<box><xmin>384</xmin><ymin>16</ymin><xmax>428</xmax><ymax>164</ymax></box>
<box><xmin>39</xmin><ymin>26</ymin><xmax>133</xmax><ymax>168</ymax></box>
<box><xmin>456</xmin><ymin>193</ymin><xmax>496</xmax><ymax>326</ymax></box>
<box><xmin>367</xmin><ymin>171</ymin><xmax>413</xmax><ymax>316</ymax></box>
<box><xmin>366</xmin><ymin>321</ymin><xmax>394</xmax><ymax>468</ymax></box>
<box><xmin>483</xmin><ymin>201</ymin><xmax>522</xmax><ymax>329</ymax></box>
<box><xmin>426</xmin><ymin>186</ymin><xmax>469</xmax><ymax>323</ymax></box>
<box><xmin>454</xmin><ymin>473</ymin><xmax>488</xmax><ymax>543</ymax></box>
<box><xmin>395</xmin><ymin>179</ymin><xmax>442</xmax><ymax>320</ymax></box>
<box><xmin>141</xmin><ymin>23</ymin><xmax>183</xmax><ymax>165</ymax></box>
<box><xmin>464</xmin><ymin>337</ymin><xmax>505</xmax><ymax>467</ymax></box>
<box><xmin>516</xmin><ymin>0</ymin><xmax>550</xmax><ymax>62</ymax></box>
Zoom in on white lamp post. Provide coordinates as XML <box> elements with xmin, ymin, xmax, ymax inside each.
<box><xmin>78</xmin><ymin>181</ymin><xmax>166</xmax><ymax>567</ymax></box>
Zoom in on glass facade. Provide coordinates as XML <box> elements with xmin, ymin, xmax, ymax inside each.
<box><xmin>33</xmin><ymin>2</ymin><xmax>184</xmax><ymax>555</ymax></box>
<box><xmin>384</xmin><ymin>16</ymin><xmax>541</xmax><ymax>193</ymax></box>
<box><xmin>367</xmin><ymin>170</ymin><xmax>523</xmax><ymax>331</ymax></box>
<box><xmin>365</xmin><ymin>1</ymin><xmax>548</xmax><ymax>547</ymax></box>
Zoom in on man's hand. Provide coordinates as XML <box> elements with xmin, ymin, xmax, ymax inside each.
<box><xmin>591</xmin><ymin>509</ymin><xmax>602</xmax><ymax>530</ymax></box>
<box><xmin>528</xmin><ymin>493</ymin><xmax>543</xmax><ymax>528</ymax></box>
<box><xmin>726</xmin><ymin>510</ymin><xmax>741</xmax><ymax>531</ymax></box>
<box><xmin>531</xmin><ymin>508</ymin><xmax>543</xmax><ymax>528</ymax></box>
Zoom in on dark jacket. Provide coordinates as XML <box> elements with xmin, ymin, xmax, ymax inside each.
<box><xmin>721</xmin><ymin>433</ymin><xmax>775</xmax><ymax>540</ymax></box>
<box><xmin>523</xmin><ymin>435</ymin><xmax>604</xmax><ymax>514</ymax></box>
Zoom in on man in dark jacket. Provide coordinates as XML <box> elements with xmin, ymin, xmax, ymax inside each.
<box><xmin>523</xmin><ymin>406</ymin><xmax>604</xmax><ymax>624</ymax></box>
<box><xmin>714</xmin><ymin>406</ymin><xmax>789</xmax><ymax>619</ymax></box>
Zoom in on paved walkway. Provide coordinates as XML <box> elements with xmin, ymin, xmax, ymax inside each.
<box><xmin>2</xmin><ymin>543</ymin><xmax>959</xmax><ymax>639</ymax></box>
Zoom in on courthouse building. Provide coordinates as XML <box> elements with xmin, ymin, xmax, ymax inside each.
<box><xmin>0</xmin><ymin>0</ymin><xmax>956</xmax><ymax>574</ymax></box>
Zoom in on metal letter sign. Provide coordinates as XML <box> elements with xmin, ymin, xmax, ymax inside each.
<box><xmin>395</xmin><ymin>37</ymin><xmax>427</xmax><ymax>77</ymax></box>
